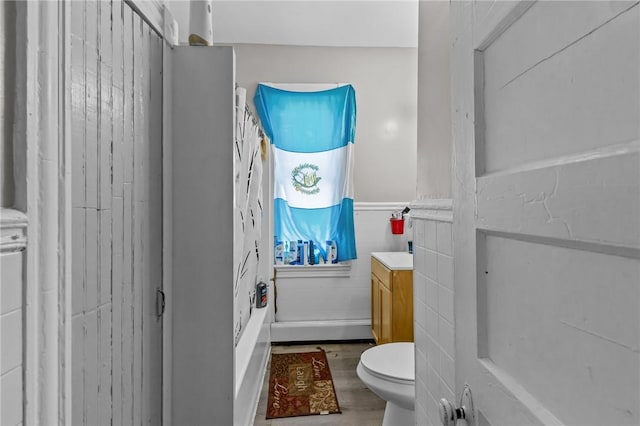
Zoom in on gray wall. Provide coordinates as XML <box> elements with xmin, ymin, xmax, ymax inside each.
<box><xmin>0</xmin><ymin>1</ymin><xmax>15</xmax><ymax>207</ymax></box>
<box><xmin>234</xmin><ymin>44</ymin><xmax>418</xmax><ymax>203</ymax></box>
<box><xmin>171</xmin><ymin>46</ymin><xmax>235</xmax><ymax>426</ymax></box>
<box><xmin>416</xmin><ymin>1</ymin><xmax>451</xmax><ymax>199</ymax></box>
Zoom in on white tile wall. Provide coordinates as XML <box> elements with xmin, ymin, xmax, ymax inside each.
<box><xmin>1</xmin><ymin>209</ymin><xmax>27</xmax><ymax>426</ymax></box>
<box><xmin>411</xmin><ymin>201</ymin><xmax>453</xmax><ymax>426</ymax></box>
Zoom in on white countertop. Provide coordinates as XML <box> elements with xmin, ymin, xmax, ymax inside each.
<box><xmin>371</xmin><ymin>252</ymin><xmax>413</xmax><ymax>270</ymax></box>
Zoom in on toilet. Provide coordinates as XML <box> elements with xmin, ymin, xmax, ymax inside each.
<box><xmin>357</xmin><ymin>342</ymin><xmax>415</xmax><ymax>426</ymax></box>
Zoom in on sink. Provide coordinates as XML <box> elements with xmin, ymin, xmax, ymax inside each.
<box><xmin>371</xmin><ymin>252</ymin><xmax>413</xmax><ymax>270</ymax></box>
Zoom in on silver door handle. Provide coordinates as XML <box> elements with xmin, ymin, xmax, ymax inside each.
<box><xmin>439</xmin><ymin>385</ymin><xmax>474</xmax><ymax>426</ymax></box>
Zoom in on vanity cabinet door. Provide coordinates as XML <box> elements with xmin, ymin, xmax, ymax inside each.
<box><xmin>371</xmin><ymin>256</ymin><xmax>414</xmax><ymax>344</ymax></box>
<box><xmin>379</xmin><ymin>282</ymin><xmax>393</xmax><ymax>344</ymax></box>
<box><xmin>392</xmin><ymin>270</ymin><xmax>414</xmax><ymax>342</ymax></box>
<box><xmin>371</xmin><ymin>276</ymin><xmax>381</xmax><ymax>343</ymax></box>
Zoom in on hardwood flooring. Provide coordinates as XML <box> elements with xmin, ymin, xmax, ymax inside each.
<box><xmin>253</xmin><ymin>341</ymin><xmax>386</xmax><ymax>426</ymax></box>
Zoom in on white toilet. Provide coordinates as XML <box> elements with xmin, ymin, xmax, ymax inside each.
<box><xmin>357</xmin><ymin>342</ymin><xmax>415</xmax><ymax>426</ymax></box>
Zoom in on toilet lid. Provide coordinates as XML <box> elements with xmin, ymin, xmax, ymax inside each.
<box><xmin>361</xmin><ymin>342</ymin><xmax>414</xmax><ymax>382</ymax></box>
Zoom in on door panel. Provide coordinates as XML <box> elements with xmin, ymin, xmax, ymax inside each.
<box><xmin>478</xmin><ymin>234</ymin><xmax>639</xmax><ymax>424</ymax></box>
<box><xmin>380</xmin><ymin>284</ymin><xmax>392</xmax><ymax>344</ymax></box>
<box><xmin>452</xmin><ymin>1</ymin><xmax>640</xmax><ymax>425</ymax></box>
<box><xmin>70</xmin><ymin>1</ymin><xmax>163</xmax><ymax>424</ymax></box>
<box><xmin>481</xmin><ymin>2</ymin><xmax>639</xmax><ymax>173</ymax></box>
<box><xmin>372</xmin><ymin>276</ymin><xmax>380</xmax><ymax>342</ymax></box>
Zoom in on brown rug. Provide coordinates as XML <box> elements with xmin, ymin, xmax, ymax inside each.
<box><xmin>266</xmin><ymin>349</ymin><xmax>341</xmax><ymax>419</ymax></box>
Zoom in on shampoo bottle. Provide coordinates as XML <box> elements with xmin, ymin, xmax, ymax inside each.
<box><xmin>274</xmin><ymin>240</ymin><xmax>284</xmax><ymax>265</ymax></box>
<box><xmin>326</xmin><ymin>240</ymin><xmax>338</xmax><ymax>264</ymax></box>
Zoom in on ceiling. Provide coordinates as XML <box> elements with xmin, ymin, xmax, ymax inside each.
<box><xmin>210</xmin><ymin>1</ymin><xmax>419</xmax><ymax>48</ymax></box>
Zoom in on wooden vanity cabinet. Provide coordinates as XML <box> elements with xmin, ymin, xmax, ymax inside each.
<box><xmin>370</xmin><ymin>256</ymin><xmax>413</xmax><ymax>344</ymax></box>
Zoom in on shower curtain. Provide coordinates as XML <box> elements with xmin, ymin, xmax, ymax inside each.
<box><xmin>254</xmin><ymin>84</ymin><xmax>357</xmax><ymax>262</ymax></box>
<box><xmin>233</xmin><ymin>87</ymin><xmax>264</xmax><ymax>345</ymax></box>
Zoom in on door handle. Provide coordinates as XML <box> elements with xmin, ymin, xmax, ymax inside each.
<box><xmin>156</xmin><ymin>289</ymin><xmax>166</xmax><ymax>317</ymax></box>
<box><xmin>439</xmin><ymin>385</ymin><xmax>474</xmax><ymax>426</ymax></box>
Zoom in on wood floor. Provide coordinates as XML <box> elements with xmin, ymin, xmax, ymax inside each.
<box><xmin>253</xmin><ymin>341</ymin><xmax>386</xmax><ymax>426</ymax></box>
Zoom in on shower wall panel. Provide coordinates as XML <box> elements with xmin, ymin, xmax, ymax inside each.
<box><xmin>70</xmin><ymin>1</ymin><xmax>163</xmax><ymax>424</ymax></box>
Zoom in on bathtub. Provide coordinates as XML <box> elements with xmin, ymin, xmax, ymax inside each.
<box><xmin>234</xmin><ymin>298</ymin><xmax>271</xmax><ymax>425</ymax></box>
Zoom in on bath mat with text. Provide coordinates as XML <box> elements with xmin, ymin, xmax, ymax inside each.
<box><xmin>266</xmin><ymin>349</ymin><xmax>341</xmax><ymax>419</ymax></box>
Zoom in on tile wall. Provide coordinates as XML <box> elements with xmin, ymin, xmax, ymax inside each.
<box><xmin>0</xmin><ymin>210</ymin><xmax>27</xmax><ymax>426</ymax></box>
<box><xmin>411</xmin><ymin>201</ymin><xmax>454</xmax><ymax>426</ymax></box>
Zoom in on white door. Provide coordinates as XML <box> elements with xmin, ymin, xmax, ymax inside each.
<box><xmin>451</xmin><ymin>2</ymin><xmax>639</xmax><ymax>425</ymax></box>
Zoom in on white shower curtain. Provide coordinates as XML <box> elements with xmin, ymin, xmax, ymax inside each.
<box><xmin>233</xmin><ymin>87</ymin><xmax>265</xmax><ymax>345</ymax></box>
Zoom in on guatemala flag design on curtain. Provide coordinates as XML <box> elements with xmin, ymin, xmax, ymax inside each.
<box><xmin>254</xmin><ymin>84</ymin><xmax>357</xmax><ymax>262</ymax></box>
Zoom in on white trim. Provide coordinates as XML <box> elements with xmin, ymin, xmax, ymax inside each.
<box><xmin>234</xmin><ymin>308</ymin><xmax>271</xmax><ymax>426</ymax></box>
<box><xmin>274</xmin><ymin>263</ymin><xmax>352</xmax><ymax>278</ymax></box>
<box><xmin>234</xmin><ymin>306</ymin><xmax>268</xmax><ymax>397</ymax></box>
<box><xmin>161</xmin><ymin>32</ymin><xmax>174</xmax><ymax>426</ymax></box>
<box><xmin>410</xmin><ymin>199</ymin><xmax>453</xmax><ymax>222</ymax></box>
<box><xmin>0</xmin><ymin>209</ymin><xmax>28</xmax><ymax>252</ymax></box>
<box><xmin>235</xmin><ymin>344</ymin><xmax>270</xmax><ymax>426</ymax></box>
<box><xmin>479</xmin><ymin>359</ymin><xmax>564</xmax><ymax>425</ymax></box>
<box><xmin>15</xmin><ymin>0</ymin><xmax>70</xmax><ymax>423</ymax></box>
<box><xmin>354</xmin><ymin>201</ymin><xmax>412</xmax><ymax>211</ymax></box>
<box><xmin>473</xmin><ymin>1</ymin><xmax>536</xmax><ymax>51</ymax></box>
<box><xmin>271</xmin><ymin>319</ymin><xmax>372</xmax><ymax>342</ymax></box>
<box><xmin>60</xmin><ymin>1</ymin><xmax>73</xmax><ymax>421</ymax></box>
<box><xmin>410</xmin><ymin>198</ymin><xmax>453</xmax><ymax>211</ymax></box>
<box><xmin>480</xmin><ymin>139</ymin><xmax>640</xmax><ymax>179</ymax></box>
<box><xmin>126</xmin><ymin>0</ymin><xmax>164</xmax><ymax>37</ymax></box>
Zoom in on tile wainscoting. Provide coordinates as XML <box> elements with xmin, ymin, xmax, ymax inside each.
<box><xmin>1</xmin><ymin>209</ymin><xmax>28</xmax><ymax>426</ymax></box>
<box><xmin>410</xmin><ymin>199</ymin><xmax>454</xmax><ymax>426</ymax></box>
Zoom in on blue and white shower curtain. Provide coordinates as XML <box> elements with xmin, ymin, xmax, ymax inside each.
<box><xmin>254</xmin><ymin>84</ymin><xmax>357</xmax><ymax>261</ymax></box>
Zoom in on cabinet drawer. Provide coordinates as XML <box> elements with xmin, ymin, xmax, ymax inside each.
<box><xmin>371</xmin><ymin>258</ymin><xmax>392</xmax><ymax>290</ymax></box>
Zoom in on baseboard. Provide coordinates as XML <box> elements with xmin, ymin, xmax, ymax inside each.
<box><xmin>271</xmin><ymin>319</ymin><xmax>372</xmax><ymax>342</ymax></box>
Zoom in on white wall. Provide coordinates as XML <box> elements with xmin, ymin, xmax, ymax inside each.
<box><xmin>271</xmin><ymin>205</ymin><xmax>410</xmax><ymax>341</ymax></box>
<box><xmin>234</xmin><ymin>43</ymin><xmax>417</xmax><ymax>203</ymax></box>
<box><xmin>232</xmin><ymin>43</ymin><xmax>417</xmax><ymax>339</ymax></box>
<box><xmin>416</xmin><ymin>1</ymin><xmax>451</xmax><ymax>200</ymax></box>
<box><xmin>171</xmin><ymin>46</ymin><xmax>235</xmax><ymax>426</ymax></box>
<box><xmin>211</xmin><ymin>1</ymin><xmax>418</xmax><ymax>48</ymax></box>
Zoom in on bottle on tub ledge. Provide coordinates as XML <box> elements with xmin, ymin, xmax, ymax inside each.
<box><xmin>256</xmin><ymin>281</ymin><xmax>267</xmax><ymax>308</ymax></box>
<box><xmin>302</xmin><ymin>241</ymin><xmax>310</xmax><ymax>265</ymax></box>
<box><xmin>274</xmin><ymin>239</ymin><xmax>284</xmax><ymax>265</ymax></box>
<box><xmin>308</xmin><ymin>240</ymin><xmax>315</xmax><ymax>265</ymax></box>
<box><xmin>274</xmin><ymin>238</ymin><xmax>338</xmax><ymax>266</ymax></box>
<box><xmin>326</xmin><ymin>240</ymin><xmax>338</xmax><ymax>264</ymax></box>
<box><xmin>287</xmin><ymin>240</ymin><xmax>298</xmax><ymax>265</ymax></box>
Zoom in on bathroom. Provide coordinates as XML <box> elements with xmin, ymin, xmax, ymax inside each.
<box><xmin>170</xmin><ymin>2</ymin><xmax>424</xmax><ymax>424</ymax></box>
<box><xmin>1</xmin><ymin>1</ymin><xmax>638</xmax><ymax>426</ymax></box>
